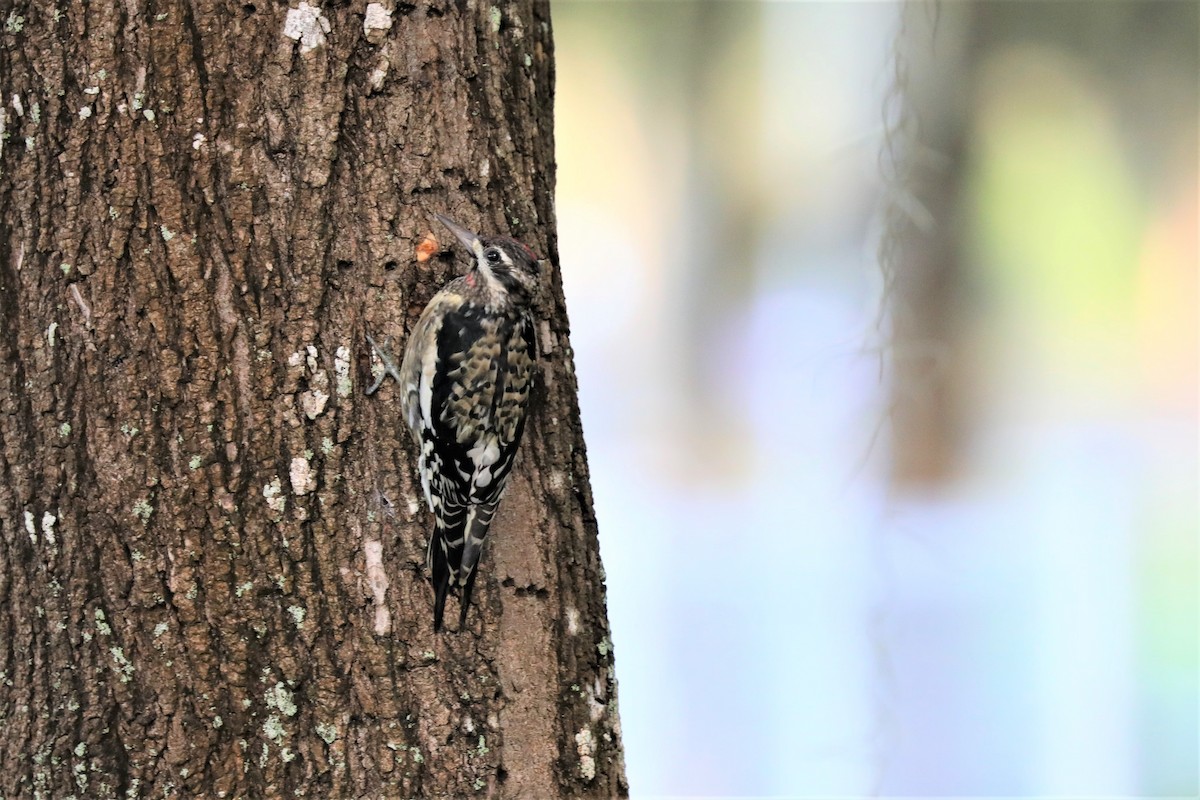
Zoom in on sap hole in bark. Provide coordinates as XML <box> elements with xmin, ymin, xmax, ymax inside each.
<box><xmin>496</xmin><ymin>766</ymin><xmax>508</xmax><ymax>783</ymax></box>
<box><xmin>242</xmin><ymin>3</ymin><xmax>256</xmax><ymax>15</ymax></box>
<box><xmin>383</xmin><ymin>260</ymin><xmax>398</xmax><ymax>272</ymax></box>
<box><xmin>336</xmin><ymin>259</ymin><xmax>353</xmax><ymax>270</ymax></box>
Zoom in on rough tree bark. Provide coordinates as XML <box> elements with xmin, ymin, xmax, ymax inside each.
<box><xmin>0</xmin><ymin>1</ymin><xmax>627</xmax><ymax>797</ymax></box>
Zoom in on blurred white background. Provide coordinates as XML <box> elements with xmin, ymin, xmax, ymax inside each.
<box><xmin>553</xmin><ymin>2</ymin><xmax>1197</xmax><ymax>798</ymax></box>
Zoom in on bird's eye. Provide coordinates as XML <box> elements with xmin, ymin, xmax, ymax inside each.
<box><xmin>485</xmin><ymin>249</ymin><xmax>501</xmax><ymax>264</ymax></box>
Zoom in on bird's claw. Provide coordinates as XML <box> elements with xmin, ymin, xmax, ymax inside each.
<box><xmin>365</xmin><ymin>333</ymin><xmax>404</xmax><ymax>395</ymax></box>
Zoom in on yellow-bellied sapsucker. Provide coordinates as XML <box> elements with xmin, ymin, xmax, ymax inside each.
<box><xmin>369</xmin><ymin>214</ymin><xmax>540</xmax><ymax>632</ymax></box>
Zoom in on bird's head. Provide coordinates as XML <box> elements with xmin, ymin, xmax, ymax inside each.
<box><xmin>435</xmin><ymin>214</ymin><xmax>542</xmax><ymax>304</ymax></box>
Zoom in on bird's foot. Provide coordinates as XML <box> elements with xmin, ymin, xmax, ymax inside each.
<box><xmin>365</xmin><ymin>333</ymin><xmax>404</xmax><ymax>395</ymax></box>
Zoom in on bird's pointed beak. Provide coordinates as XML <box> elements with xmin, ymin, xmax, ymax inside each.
<box><xmin>434</xmin><ymin>214</ymin><xmax>481</xmax><ymax>253</ymax></box>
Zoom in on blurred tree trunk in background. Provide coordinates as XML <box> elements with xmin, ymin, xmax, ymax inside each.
<box><xmin>886</xmin><ymin>3</ymin><xmax>973</xmax><ymax>488</ymax></box>
<box><xmin>888</xmin><ymin>0</ymin><xmax>1197</xmax><ymax>488</ymax></box>
<box><xmin>0</xmin><ymin>2</ymin><xmax>625</xmax><ymax>798</ymax></box>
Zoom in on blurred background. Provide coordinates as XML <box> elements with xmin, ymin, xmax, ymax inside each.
<box><xmin>551</xmin><ymin>2</ymin><xmax>1197</xmax><ymax>798</ymax></box>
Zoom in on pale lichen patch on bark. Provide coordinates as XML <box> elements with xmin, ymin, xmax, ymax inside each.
<box><xmin>334</xmin><ymin>345</ymin><xmax>352</xmax><ymax>398</ymax></box>
<box><xmin>363</xmin><ymin>539</ymin><xmax>391</xmax><ymax>634</ymax></box>
<box><xmin>363</xmin><ymin>3</ymin><xmax>392</xmax><ymax>44</ymax></box>
<box><xmin>263</xmin><ymin>477</ymin><xmax>286</xmax><ymax>514</ymax></box>
<box><xmin>301</xmin><ymin>385</ymin><xmax>329</xmax><ymax>419</ymax></box>
<box><xmin>290</xmin><ymin>456</ymin><xmax>316</xmax><ymax>495</ymax></box>
<box><xmin>283</xmin><ymin>2</ymin><xmax>331</xmax><ymax>54</ymax></box>
<box><xmin>574</xmin><ymin>727</ymin><xmax>596</xmax><ymax>782</ymax></box>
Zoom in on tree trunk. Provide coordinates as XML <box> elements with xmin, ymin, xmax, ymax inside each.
<box><xmin>0</xmin><ymin>1</ymin><xmax>626</xmax><ymax>797</ymax></box>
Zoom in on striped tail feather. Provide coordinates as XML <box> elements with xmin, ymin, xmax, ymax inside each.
<box><xmin>429</xmin><ymin>533</ymin><xmax>451</xmax><ymax>634</ymax></box>
<box><xmin>457</xmin><ymin>501</ymin><xmax>499</xmax><ymax>628</ymax></box>
<box><xmin>428</xmin><ymin>503</ymin><xmax>467</xmax><ymax>633</ymax></box>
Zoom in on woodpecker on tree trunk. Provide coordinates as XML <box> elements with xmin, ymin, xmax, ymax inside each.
<box><xmin>369</xmin><ymin>214</ymin><xmax>542</xmax><ymax>632</ymax></box>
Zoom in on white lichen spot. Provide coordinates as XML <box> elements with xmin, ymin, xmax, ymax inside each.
<box><xmin>363</xmin><ymin>3</ymin><xmax>392</xmax><ymax>37</ymax></box>
<box><xmin>74</xmin><ymin>742</ymin><xmax>87</xmax><ymax>757</ymax></box>
<box><xmin>94</xmin><ymin>608</ymin><xmax>112</xmax><ymax>636</ymax></box>
<box><xmin>153</xmin><ymin>622</ymin><xmax>169</xmax><ymax>638</ymax></box>
<box><xmin>320</xmin><ymin>436</ymin><xmax>334</xmax><ymax>456</ymax></box>
<box><xmin>287</xmin><ymin>605</ymin><xmax>306</xmax><ymax>627</ymax></box>
<box><xmin>263</xmin><ymin>476</ymin><xmax>286</xmax><ymax>513</ymax></box>
<box><xmin>5</xmin><ymin>11</ymin><xmax>24</xmax><ymax>33</ymax></box>
<box><xmin>369</xmin><ymin>63</ymin><xmax>389</xmax><ymax>92</ymax></box>
<box><xmin>488</xmin><ymin>6</ymin><xmax>502</xmax><ymax>33</ymax></box>
<box><xmin>159</xmin><ymin>225</ymin><xmax>176</xmax><ymax>242</ymax></box>
<box><xmin>236</xmin><ymin>581</ymin><xmax>254</xmax><ymax>598</ymax></box>
<box><xmin>290</xmin><ymin>455</ymin><xmax>316</xmax><ymax>495</ymax></box>
<box><xmin>192</xmin><ymin>132</ymin><xmax>206</xmax><ymax>150</ymax></box>
<box><xmin>316</xmin><ymin>722</ymin><xmax>337</xmax><ymax>744</ymax></box>
<box><xmin>24</xmin><ymin>135</ymin><xmax>34</xmax><ymax>150</ymax></box>
<box><xmin>24</xmin><ymin>510</ymin><xmax>36</xmax><ymax>543</ymax></box>
<box><xmin>41</xmin><ymin>511</ymin><xmax>56</xmax><ymax>546</ymax></box>
<box><xmin>78</xmin><ymin>106</ymin><xmax>91</xmax><ymax>120</ymax></box>
<box><xmin>132</xmin><ymin>498</ymin><xmax>153</xmax><ymax>523</ymax></box>
<box><xmin>524</xmin><ymin>53</ymin><xmax>532</xmax><ymax>67</ymax></box>
<box><xmin>143</xmin><ymin>109</ymin><xmax>155</xmax><ymax>122</ymax></box>
<box><xmin>11</xmin><ymin>94</ymin><xmax>23</xmax><ymax>116</ymax></box>
<box><xmin>60</xmin><ymin>262</ymin><xmax>72</xmax><ymax>275</ymax></box>
<box><xmin>566</xmin><ymin>606</ymin><xmax>580</xmax><ymax>636</ymax></box>
<box><xmin>110</xmin><ymin>647</ymin><xmax>135</xmax><ymax>683</ymax></box>
<box><xmin>597</xmin><ymin>636</ymin><xmax>611</xmax><ymax>657</ymax></box>
<box><xmin>30</xmin><ymin>101</ymin><xmax>40</xmax><ymax>123</ymax></box>
<box><xmin>287</xmin><ymin>350</ymin><xmax>304</xmax><ymax>367</ymax></box>
<box><xmin>58</xmin><ymin>421</ymin><xmax>71</xmax><ymax>437</ymax></box>
<box><xmin>132</xmin><ymin>92</ymin><xmax>145</xmax><ymax>111</ymax></box>
<box><xmin>410</xmin><ymin>748</ymin><xmax>424</xmax><ymax>764</ymax></box>
<box><xmin>300</xmin><ymin>387</ymin><xmax>329</xmax><ymax>419</ymax></box>
<box><xmin>280</xmin><ymin>747</ymin><xmax>296</xmax><ymax>763</ymax></box>
<box><xmin>364</xmin><ymin>539</ymin><xmax>390</xmax><ymax>634</ymax></box>
<box><xmin>262</xmin><ymin>714</ymin><xmax>285</xmax><ymax>742</ymax></box>
<box><xmin>189</xmin><ymin>455</ymin><xmax>202</xmax><ymax>470</ymax></box>
<box><xmin>265</xmin><ymin>682</ymin><xmax>297</xmax><ymax>716</ymax></box>
<box><xmin>283</xmin><ymin>2</ymin><xmax>331</xmax><ymax>54</ymax></box>
<box><xmin>575</xmin><ymin>727</ymin><xmax>596</xmax><ymax>782</ymax></box>
<box><xmin>213</xmin><ymin>715</ymin><xmax>223</xmax><ymax>729</ymax></box>
<box><xmin>334</xmin><ymin>345</ymin><xmax>352</xmax><ymax>398</ymax></box>
<box><xmin>84</xmin><ymin>86</ymin><xmax>100</xmax><ymax>95</ymax></box>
